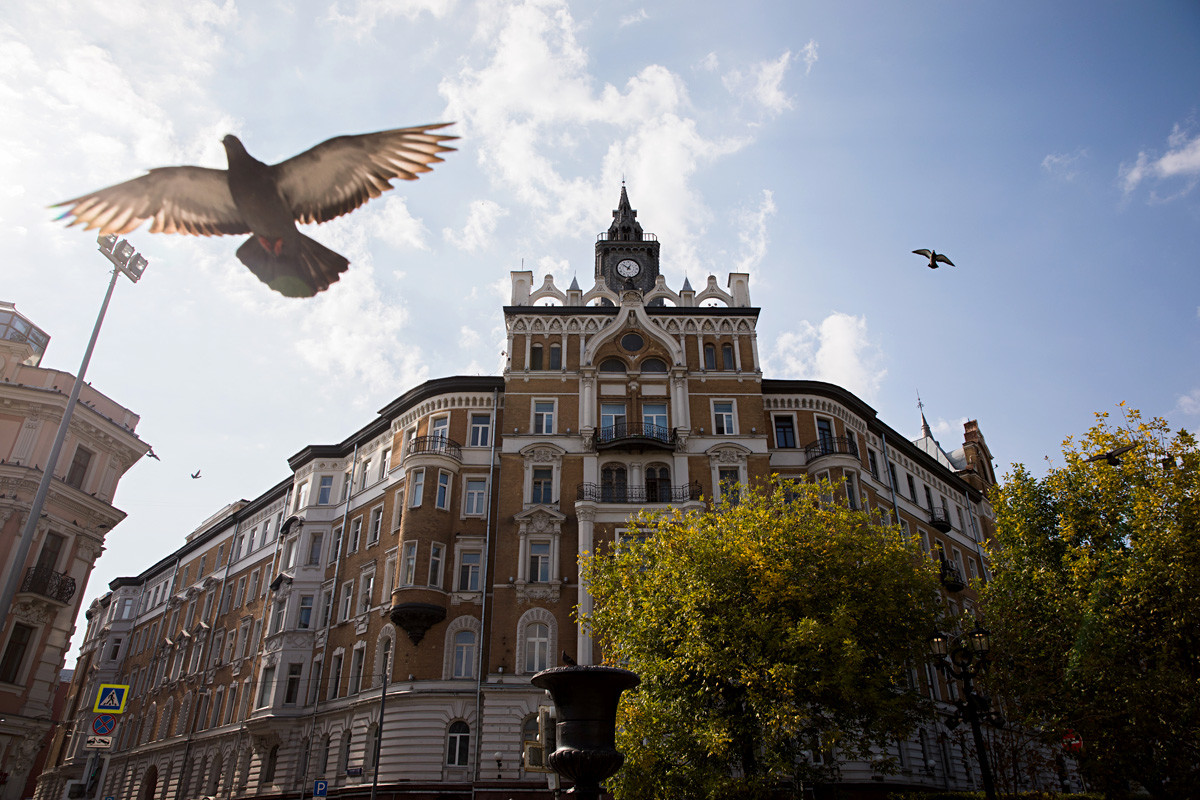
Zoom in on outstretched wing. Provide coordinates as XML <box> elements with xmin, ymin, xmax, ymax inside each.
<box><xmin>912</xmin><ymin>249</ymin><xmax>933</xmax><ymax>258</ymax></box>
<box><xmin>934</xmin><ymin>253</ymin><xmax>955</xmax><ymax>267</ymax></box>
<box><xmin>272</xmin><ymin>123</ymin><xmax>458</xmax><ymax>225</ymax></box>
<box><xmin>53</xmin><ymin>167</ymin><xmax>249</xmax><ymax>236</ymax></box>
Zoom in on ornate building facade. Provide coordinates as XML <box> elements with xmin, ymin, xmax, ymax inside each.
<box><xmin>0</xmin><ymin>302</ymin><xmax>148</xmax><ymax>800</ymax></box>
<box><xmin>38</xmin><ymin>191</ymin><xmax>998</xmax><ymax>800</ymax></box>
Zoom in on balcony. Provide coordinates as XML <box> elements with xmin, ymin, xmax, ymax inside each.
<box><xmin>594</xmin><ymin>421</ymin><xmax>675</xmax><ymax>451</ymax></box>
<box><xmin>576</xmin><ymin>481</ymin><xmax>701</xmax><ymax>504</ymax></box>
<box><xmin>939</xmin><ymin>558</ymin><xmax>966</xmax><ymax>593</ymax></box>
<box><xmin>405</xmin><ymin>435</ymin><xmax>462</xmax><ymax>463</ymax></box>
<box><xmin>20</xmin><ymin>565</ymin><xmax>77</xmax><ymax>605</ymax></box>
<box><xmin>929</xmin><ymin>506</ymin><xmax>953</xmax><ymax>533</ymax></box>
<box><xmin>803</xmin><ymin>436</ymin><xmax>860</xmax><ymax>464</ymax></box>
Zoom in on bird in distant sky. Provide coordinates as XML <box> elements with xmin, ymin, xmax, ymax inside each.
<box><xmin>146</xmin><ymin>447</ymin><xmax>161</xmax><ymax>461</ymax></box>
<box><xmin>1085</xmin><ymin>442</ymin><xmax>1140</xmax><ymax>466</ymax></box>
<box><xmin>912</xmin><ymin>249</ymin><xmax>955</xmax><ymax>269</ymax></box>
<box><xmin>53</xmin><ymin>124</ymin><xmax>457</xmax><ymax>297</ymax></box>
<box><xmin>191</xmin><ymin>470</ymin><xmax>202</xmax><ymax>479</ymax></box>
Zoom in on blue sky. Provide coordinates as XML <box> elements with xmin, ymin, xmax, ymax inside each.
<box><xmin>3</xmin><ymin>0</ymin><xmax>1198</xmax><ymax>622</ymax></box>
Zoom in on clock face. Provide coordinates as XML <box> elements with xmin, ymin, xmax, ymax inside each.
<box><xmin>616</xmin><ymin>258</ymin><xmax>641</xmax><ymax>278</ymax></box>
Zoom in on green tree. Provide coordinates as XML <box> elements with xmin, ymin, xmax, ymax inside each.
<box><xmin>981</xmin><ymin>406</ymin><xmax>1200</xmax><ymax>799</ymax></box>
<box><xmin>579</xmin><ymin>480</ymin><xmax>944</xmax><ymax>800</ymax></box>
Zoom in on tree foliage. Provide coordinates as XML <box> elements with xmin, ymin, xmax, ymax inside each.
<box><xmin>981</xmin><ymin>406</ymin><xmax>1200</xmax><ymax>799</ymax></box>
<box><xmin>579</xmin><ymin>480</ymin><xmax>944</xmax><ymax>800</ymax></box>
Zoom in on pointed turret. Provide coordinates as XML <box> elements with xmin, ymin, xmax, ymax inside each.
<box><xmin>607</xmin><ymin>182</ymin><xmax>644</xmax><ymax>242</ymax></box>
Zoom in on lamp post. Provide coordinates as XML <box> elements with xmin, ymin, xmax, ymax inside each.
<box><xmin>929</xmin><ymin>624</ymin><xmax>1003</xmax><ymax>800</ymax></box>
<box><xmin>0</xmin><ymin>235</ymin><xmax>147</xmax><ymax>627</ymax></box>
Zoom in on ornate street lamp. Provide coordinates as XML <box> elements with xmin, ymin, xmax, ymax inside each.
<box><xmin>531</xmin><ymin>664</ymin><xmax>639</xmax><ymax>800</ymax></box>
<box><xmin>929</xmin><ymin>624</ymin><xmax>1003</xmax><ymax>800</ymax></box>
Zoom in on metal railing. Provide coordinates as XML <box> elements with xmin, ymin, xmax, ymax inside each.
<box><xmin>576</xmin><ymin>482</ymin><xmax>701</xmax><ymax>504</ymax></box>
<box><xmin>405</xmin><ymin>436</ymin><xmax>462</xmax><ymax>462</ymax></box>
<box><xmin>20</xmin><ymin>564</ymin><xmax>77</xmax><ymax>604</ymax></box>
<box><xmin>596</xmin><ymin>232</ymin><xmax>657</xmax><ymax>242</ymax></box>
<box><xmin>939</xmin><ymin>558</ymin><xmax>966</xmax><ymax>593</ymax></box>
<box><xmin>803</xmin><ymin>436</ymin><xmax>860</xmax><ymax>462</ymax></box>
<box><xmin>929</xmin><ymin>506</ymin><xmax>952</xmax><ymax>532</ymax></box>
<box><xmin>595</xmin><ymin>422</ymin><xmax>675</xmax><ymax>447</ymax></box>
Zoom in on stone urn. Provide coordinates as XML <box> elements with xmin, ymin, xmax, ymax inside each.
<box><xmin>531</xmin><ymin>665</ymin><xmax>640</xmax><ymax>799</ymax></box>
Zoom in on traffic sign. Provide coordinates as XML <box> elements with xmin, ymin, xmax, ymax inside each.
<box><xmin>86</xmin><ymin>735</ymin><xmax>113</xmax><ymax>750</ymax></box>
<box><xmin>93</xmin><ymin>684</ymin><xmax>129</xmax><ymax>713</ymax></box>
<box><xmin>92</xmin><ymin>714</ymin><xmax>117</xmax><ymax>735</ymax></box>
<box><xmin>313</xmin><ymin>780</ymin><xmax>328</xmax><ymax>797</ymax></box>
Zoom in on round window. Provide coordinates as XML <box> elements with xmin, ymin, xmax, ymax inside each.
<box><xmin>620</xmin><ymin>332</ymin><xmax>644</xmax><ymax>352</ymax></box>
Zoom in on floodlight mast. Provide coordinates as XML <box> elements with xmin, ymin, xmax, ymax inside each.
<box><xmin>0</xmin><ymin>236</ymin><xmax>148</xmax><ymax>622</ymax></box>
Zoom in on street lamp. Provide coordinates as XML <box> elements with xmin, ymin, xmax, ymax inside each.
<box><xmin>0</xmin><ymin>235</ymin><xmax>148</xmax><ymax>623</ymax></box>
<box><xmin>928</xmin><ymin>624</ymin><xmax>1003</xmax><ymax>800</ymax></box>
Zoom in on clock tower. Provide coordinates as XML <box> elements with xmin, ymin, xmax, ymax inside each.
<box><xmin>595</xmin><ymin>184</ymin><xmax>661</xmax><ymax>294</ymax></box>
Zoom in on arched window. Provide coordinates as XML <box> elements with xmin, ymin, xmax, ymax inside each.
<box><xmin>453</xmin><ymin>631</ymin><xmax>476</xmax><ymax>678</ymax></box>
<box><xmin>365</xmin><ymin>723</ymin><xmax>380</xmax><ymax>770</ymax></box>
<box><xmin>530</xmin><ymin>343</ymin><xmax>544</xmax><ymax>370</ymax></box>
<box><xmin>549</xmin><ymin>343</ymin><xmax>562</xmax><ymax>370</ymax></box>
<box><xmin>645</xmin><ymin>464</ymin><xmax>671</xmax><ymax>503</ymax></box>
<box><xmin>137</xmin><ymin>765</ymin><xmax>158</xmax><ymax>800</ymax></box>
<box><xmin>207</xmin><ymin>754</ymin><xmax>223</xmax><ymax>796</ymax></box>
<box><xmin>601</xmin><ymin>465</ymin><xmax>627</xmax><ymax>503</ymax></box>
<box><xmin>641</xmin><ymin>357</ymin><xmax>667</xmax><ymax>373</ymax></box>
<box><xmin>339</xmin><ymin>729</ymin><xmax>353</xmax><ymax>774</ymax></box>
<box><xmin>703</xmin><ymin>343</ymin><xmax>717</xmax><ymax>370</ymax></box>
<box><xmin>446</xmin><ymin>721</ymin><xmax>470</xmax><ymax>766</ymax></box>
<box><xmin>524</xmin><ymin>623</ymin><xmax>550</xmax><ymax>673</ymax></box>
<box><xmin>320</xmin><ymin>734</ymin><xmax>332</xmax><ymax>776</ymax></box>
<box><xmin>599</xmin><ymin>357</ymin><xmax>626</xmax><ymax>373</ymax></box>
<box><xmin>262</xmin><ymin>745</ymin><xmax>279</xmax><ymax>783</ymax></box>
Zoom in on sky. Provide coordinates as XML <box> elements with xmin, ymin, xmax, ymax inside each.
<box><xmin>3</xmin><ymin>0</ymin><xmax>1198</xmax><ymax>631</ymax></box>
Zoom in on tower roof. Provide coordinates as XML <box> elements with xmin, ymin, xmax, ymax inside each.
<box><xmin>607</xmin><ymin>183</ymin><xmax>644</xmax><ymax>241</ymax></box>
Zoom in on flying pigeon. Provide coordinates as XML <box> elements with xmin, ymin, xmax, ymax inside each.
<box><xmin>53</xmin><ymin>123</ymin><xmax>457</xmax><ymax>297</ymax></box>
<box><xmin>191</xmin><ymin>470</ymin><xmax>202</xmax><ymax>479</ymax></box>
<box><xmin>1084</xmin><ymin>442</ymin><xmax>1140</xmax><ymax>466</ymax></box>
<box><xmin>913</xmin><ymin>249</ymin><xmax>955</xmax><ymax>269</ymax></box>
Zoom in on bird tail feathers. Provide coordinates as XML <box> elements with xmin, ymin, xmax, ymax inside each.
<box><xmin>236</xmin><ymin>234</ymin><xmax>349</xmax><ymax>297</ymax></box>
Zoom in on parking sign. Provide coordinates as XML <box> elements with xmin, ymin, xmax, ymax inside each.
<box><xmin>313</xmin><ymin>780</ymin><xmax>328</xmax><ymax>797</ymax></box>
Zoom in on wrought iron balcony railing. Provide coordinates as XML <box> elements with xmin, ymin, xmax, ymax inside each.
<box><xmin>929</xmin><ymin>506</ymin><xmax>953</xmax><ymax>532</ymax></box>
<box><xmin>939</xmin><ymin>558</ymin><xmax>966</xmax><ymax>593</ymax></box>
<box><xmin>803</xmin><ymin>436</ymin><xmax>860</xmax><ymax>463</ymax></box>
<box><xmin>405</xmin><ymin>435</ymin><xmax>462</xmax><ymax>462</ymax></box>
<box><xmin>20</xmin><ymin>565</ymin><xmax>77</xmax><ymax>604</ymax></box>
<box><xmin>576</xmin><ymin>481</ymin><xmax>701</xmax><ymax>504</ymax></box>
<box><xmin>595</xmin><ymin>421</ymin><xmax>675</xmax><ymax>449</ymax></box>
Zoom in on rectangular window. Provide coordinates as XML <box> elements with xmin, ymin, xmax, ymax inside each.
<box><xmin>816</xmin><ymin>418</ymin><xmax>834</xmax><ymax>452</ymax></box>
<box><xmin>360</xmin><ymin>458</ymin><xmax>372</xmax><ymax>490</ymax></box>
<box><xmin>350</xmin><ymin>518</ymin><xmax>362</xmax><ymax>552</ymax></box>
<box><xmin>340</xmin><ymin>581</ymin><xmax>354</xmax><ymax>622</ymax></box>
<box><xmin>549</xmin><ymin>343</ymin><xmax>562</xmax><ymax>370</ymax></box>
<box><xmin>380</xmin><ymin>448</ymin><xmax>391</xmax><ymax>480</ymax></box>
<box><xmin>359</xmin><ymin>573</ymin><xmax>374</xmax><ymax>614</ymax></box>
<box><xmin>774</xmin><ymin>416</ymin><xmax>796</xmax><ymax>448</ymax></box>
<box><xmin>529</xmin><ymin>542</ymin><xmax>551</xmax><ymax>583</ymax></box>
<box><xmin>436</xmin><ymin>472</ymin><xmax>451</xmax><ymax>510</ymax></box>
<box><xmin>368</xmin><ymin>507</ymin><xmax>382</xmax><ymax>545</ymax></box>
<box><xmin>298</xmin><ymin>596</ymin><xmax>314</xmax><ymax>630</ymax></box>
<box><xmin>317</xmin><ymin>476</ymin><xmax>334</xmax><ymax>505</ymax></box>
<box><xmin>599</xmin><ymin>402</ymin><xmax>625</xmax><ymax>433</ymax></box>
<box><xmin>431</xmin><ymin>416</ymin><xmax>449</xmax><ymax>443</ymax></box>
<box><xmin>459</xmin><ymin>551</ymin><xmax>481</xmax><ymax>591</ymax></box>
<box><xmin>888</xmin><ymin>463</ymin><xmax>898</xmax><ymax>489</ymax></box>
<box><xmin>295</xmin><ymin>481</ymin><xmax>310</xmax><ymax>511</ymax></box>
<box><xmin>234</xmin><ymin>576</ymin><xmax>247</xmax><ymax>608</ymax></box>
<box><xmin>531</xmin><ymin>467</ymin><xmax>553</xmax><ymax>504</ymax></box>
<box><xmin>284</xmin><ymin>663</ymin><xmax>302</xmax><ymax>705</ymax></box>
<box><xmin>846</xmin><ymin>473</ymin><xmax>860</xmax><ymax>510</ymax></box>
<box><xmin>924</xmin><ymin>485</ymin><xmax>934</xmax><ymax>510</ymax></box>
<box><xmin>534</xmin><ymin>401</ymin><xmax>555</xmax><ymax>435</ymax></box>
<box><xmin>429</xmin><ymin>544</ymin><xmax>444</xmax><ymax>588</ymax></box>
<box><xmin>464</xmin><ymin>478</ymin><xmax>487</xmax><ymax>516</ymax></box>
<box><xmin>907</xmin><ymin>474</ymin><xmax>917</xmax><ymax>500</ymax></box>
<box><xmin>270</xmin><ymin>601</ymin><xmax>286</xmax><ymax>634</ymax></box>
<box><xmin>66</xmin><ymin>446</ymin><xmax>93</xmax><ymax>490</ymax></box>
<box><xmin>350</xmin><ymin>648</ymin><xmax>365</xmax><ymax>694</ymax></box>
<box><xmin>1</xmin><ymin>623</ymin><xmax>34</xmax><ymax>681</ymax></box>
<box><xmin>331</xmin><ymin>526</ymin><xmax>343</xmax><ymax>561</ymax></box>
<box><xmin>308</xmin><ymin>532</ymin><xmax>324</xmax><ymax>566</ymax></box>
<box><xmin>868</xmin><ymin>450</ymin><xmax>880</xmax><ymax>479</ymax></box>
<box><xmin>469</xmin><ymin>414</ymin><xmax>491</xmax><ymax>447</ymax></box>
<box><xmin>410</xmin><ymin>469</ymin><xmax>425</xmax><ymax>507</ymax></box>
<box><xmin>320</xmin><ymin>589</ymin><xmax>333</xmax><ymax>628</ymax></box>
<box><xmin>453</xmin><ymin>632</ymin><xmax>475</xmax><ymax>679</ymax></box>
<box><xmin>401</xmin><ymin>542</ymin><xmax>418</xmax><ymax>585</ymax></box>
<box><xmin>714</xmin><ymin>402</ymin><xmax>735</xmax><ymax>435</ymax></box>
<box><xmin>642</xmin><ymin>402</ymin><xmax>668</xmax><ymax>432</ymax></box>
<box><xmin>530</xmin><ymin>343</ymin><xmax>544</xmax><ymax>370</ymax></box>
<box><xmin>258</xmin><ymin>666</ymin><xmax>275</xmax><ymax>708</ymax></box>
<box><xmin>328</xmin><ymin>653</ymin><xmax>343</xmax><ymax>700</ymax></box>
<box><xmin>718</xmin><ymin>467</ymin><xmax>741</xmax><ymax>502</ymax></box>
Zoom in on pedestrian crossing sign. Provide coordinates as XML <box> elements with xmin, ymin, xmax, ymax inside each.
<box><xmin>93</xmin><ymin>684</ymin><xmax>129</xmax><ymax>713</ymax></box>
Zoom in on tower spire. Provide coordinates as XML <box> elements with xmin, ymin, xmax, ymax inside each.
<box><xmin>918</xmin><ymin>392</ymin><xmax>932</xmax><ymax>438</ymax></box>
<box><xmin>608</xmin><ymin>182</ymin><xmax>642</xmax><ymax>241</ymax></box>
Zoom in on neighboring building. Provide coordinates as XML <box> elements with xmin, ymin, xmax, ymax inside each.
<box><xmin>39</xmin><ymin>190</ymin><xmax>1000</xmax><ymax>800</ymax></box>
<box><xmin>0</xmin><ymin>302</ymin><xmax>149</xmax><ymax>800</ymax></box>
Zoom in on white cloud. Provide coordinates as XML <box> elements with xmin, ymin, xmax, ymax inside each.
<box><xmin>443</xmin><ymin>198</ymin><xmax>508</xmax><ymax>252</ymax></box>
<box><xmin>1119</xmin><ymin>124</ymin><xmax>1200</xmax><ymax>198</ymax></box>
<box><xmin>723</xmin><ymin>50</ymin><xmax>795</xmax><ymax>116</ymax></box>
<box><xmin>326</xmin><ymin>0</ymin><xmax>455</xmax><ymax>37</ymax></box>
<box><xmin>800</xmin><ymin>39</ymin><xmax>818</xmax><ymax>75</ymax></box>
<box><xmin>1041</xmin><ymin>148</ymin><xmax>1087</xmax><ymax>181</ymax></box>
<box><xmin>619</xmin><ymin>9</ymin><xmax>648</xmax><ymax>27</ymax></box>
<box><xmin>932</xmin><ymin>416</ymin><xmax>968</xmax><ymax>438</ymax></box>
<box><xmin>734</xmin><ymin>190</ymin><xmax>776</xmax><ymax>273</ymax></box>
<box><xmin>763</xmin><ymin>312</ymin><xmax>887</xmax><ymax>401</ymax></box>
<box><xmin>1176</xmin><ymin>388</ymin><xmax>1200</xmax><ymax>417</ymax></box>
<box><xmin>366</xmin><ymin>196</ymin><xmax>432</xmax><ymax>250</ymax></box>
<box><xmin>699</xmin><ymin>52</ymin><xmax>719</xmax><ymax>72</ymax></box>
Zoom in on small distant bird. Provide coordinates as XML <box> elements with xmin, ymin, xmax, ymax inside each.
<box><xmin>1085</xmin><ymin>443</ymin><xmax>1140</xmax><ymax>466</ymax></box>
<box><xmin>146</xmin><ymin>447</ymin><xmax>161</xmax><ymax>461</ymax></box>
<box><xmin>53</xmin><ymin>124</ymin><xmax>457</xmax><ymax>297</ymax></box>
<box><xmin>913</xmin><ymin>249</ymin><xmax>955</xmax><ymax>269</ymax></box>
<box><xmin>191</xmin><ymin>470</ymin><xmax>202</xmax><ymax>479</ymax></box>
<box><xmin>561</xmin><ymin>650</ymin><xmax>577</xmax><ymax>666</ymax></box>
